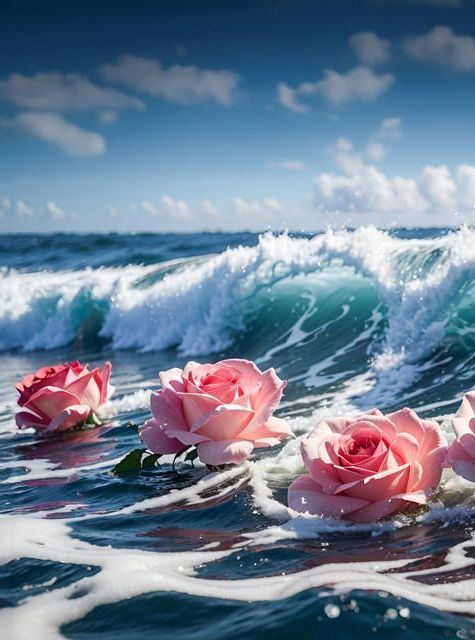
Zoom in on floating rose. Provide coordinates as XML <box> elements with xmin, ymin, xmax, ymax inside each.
<box><xmin>139</xmin><ymin>359</ymin><xmax>291</xmax><ymax>466</ymax></box>
<box><xmin>288</xmin><ymin>408</ymin><xmax>446</xmax><ymax>523</ymax></box>
<box><xmin>446</xmin><ymin>390</ymin><xmax>475</xmax><ymax>482</ymax></box>
<box><xmin>15</xmin><ymin>361</ymin><xmax>114</xmax><ymax>434</ymax></box>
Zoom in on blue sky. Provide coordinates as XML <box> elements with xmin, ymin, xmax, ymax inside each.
<box><xmin>1</xmin><ymin>0</ymin><xmax>475</xmax><ymax>232</ymax></box>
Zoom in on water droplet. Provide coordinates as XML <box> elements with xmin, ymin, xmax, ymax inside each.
<box><xmin>385</xmin><ymin>608</ymin><xmax>398</xmax><ymax>620</ymax></box>
<box><xmin>324</xmin><ymin>604</ymin><xmax>340</xmax><ymax>619</ymax></box>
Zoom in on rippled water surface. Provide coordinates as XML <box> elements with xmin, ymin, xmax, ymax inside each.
<box><xmin>1</xmin><ymin>228</ymin><xmax>475</xmax><ymax>639</ymax></box>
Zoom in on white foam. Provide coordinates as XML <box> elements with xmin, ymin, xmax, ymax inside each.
<box><xmin>2</xmin><ymin>227</ymin><xmax>473</xmax><ymax>406</ymax></box>
<box><xmin>1</xmin><ymin>510</ymin><xmax>475</xmax><ymax>640</ymax></box>
<box><xmin>1</xmin><ymin>455</ymin><xmax>124</xmax><ymax>485</ymax></box>
<box><xmin>0</xmin><ymin>264</ymin><xmax>151</xmax><ymax>351</ymax></box>
<box><xmin>76</xmin><ymin>463</ymin><xmax>249</xmax><ymax>520</ymax></box>
<box><xmin>0</xmin><ymin>227</ymin><xmax>423</xmax><ymax>358</ymax></box>
<box><xmin>2</xmin><ymin>397</ymin><xmax>475</xmax><ymax>638</ymax></box>
<box><xmin>101</xmin><ymin>389</ymin><xmax>152</xmax><ymax>417</ymax></box>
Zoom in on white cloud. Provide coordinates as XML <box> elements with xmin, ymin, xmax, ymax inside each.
<box><xmin>134</xmin><ymin>201</ymin><xmax>158</xmax><ymax>216</ymax></box>
<box><xmin>363</xmin><ymin>116</ymin><xmax>402</xmax><ymax>162</ymax></box>
<box><xmin>6</xmin><ymin>112</ymin><xmax>106</xmax><ymax>156</ymax></box>
<box><xmin>16</xmin><ymin>200</ymin><xmax>34</xmax><ymax>217</ymax></box>
<box><xmin>457</xmin><ymin>164</ymin><xmax>475</xmax><ymax>207</ymax></box>
<box><xmin>45</xmin><ymin>201</ymin><xmax>66</xmax><ymax>219</ymax></box>
<box><xmin>314</xmin><ymin>136</ymin><xmax>475</xmax><ymax>214</ymax></box>
<box><xmin>100</xmin><ymin>55</ymin><xmax>240</xmax><ymax>105</ymax></box>
<box><xmin>0</xmin><ymin>72</ymin><xmax>144</xmax><ymax>111</ymax></box>
<box><xmin>276</xmin><ymin>83</ymin><xmax>309</xmax><ymax>113</ymax></box>
<box><xmin>349</xmin><ymin>32</ymin><xmax>391</xmax><ymax>65</ymax></box>
<box><xmin>376</xmin><ymin>116</ymin><xmax>402</xmax><ymax>139</ymax></box>
<box><xmin>277</xmin><ymin>66</ymin><xmax>394</xmax><ymax>111</ymax></box>
<box><xmin>232</xmin><ymin>197</ymin><xmax>282</xmax><ymax>219</ymax></box>
<box><xmin>366</xmin><ymin>142</ymin><xmax>386</xmax><ymax>162</ymax></box>
<box><xmin>202</xmin><ymin>199</ymin><xmax>219</xmax><ymax>218</ymax></box>
<box><xmin>132</xmin><ymin>197</ymin><xmax>193</xmax><ymax>219</ymax></box>
<box><xmin>98</xmin><ymin>110</ymin><xmax>119</xmax><ymax>124</ymax></box>
<box><xmin>161</xmin><ymin>195</ymin><xmax>193</xmax><ymax>219</ymax></box>
<box><xmin>276</xmin><ymin>160</ymin><xmax>306</xmax><ymax>171</ymax></box>
<box><xmin>403</xmin><ymin>26</ymin><xmax>475</xmax><ymax>71</ymax></box>
<box><xmin>310</xmin><ymin>66</ymin><xmax>394</xmax><ymax>105</ymax></box>
<box><xmin>421</xmin><ymin>165</ymin><xmax>457</xmax><ymax>210</ymax></box>
<box><xmin>1</xmin><ymin>197</ymin><xmax>11</xmax><ymax>212</ymax></box>
<box><xmin>315</xmin><ymin>167</ymin><xmax>426</xmax><ymax>214</ymax></box>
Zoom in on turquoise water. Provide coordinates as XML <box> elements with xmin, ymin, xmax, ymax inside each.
<box><xmin>1</xmin><ymin>228</ymin><xmax>475</xmax><ymax>638</ymax></box>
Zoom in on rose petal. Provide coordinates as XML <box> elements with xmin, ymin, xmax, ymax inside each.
<box><xmin>352</xmin><ymin>415</ymin><xmax>397</xmax><ymax>443</ymax></box>
<box><xmin>420</xmin><ymin>418</ymin><xmax>446</xmax><ymax>454</ymax></box>
<box><xmin>346</xmin><ymin>491</ymin><xmax>427</xmax><ymax>523</ymax></box>
<box><xmin>25</xmin><ymin>386</ymin><xmax>82</xmax><ymax>421</ymax></box>
<box><xmin>196</xmin><ymin>439</ymin><xmax>254</xmax><ymax>465</ymax></box>
<box><xmin>15</xmin><ymin>407</ymin><xmax>51</xmax><ymax>430</ymax></box>
<box><xmin>408</xmin><ymin>460</ymin><xmax>423</xmax><ymax>490</ymax></box>
<box><xmin>218</xmin><ymin>359</ymin><xmax>263</xmax><ymax>388</ymax></box>
<box><xmin>447</xmin><ymin>439</ymin><xmax>475</xmax><ymax>482</ymax></box>
<box><xmin>446</xmin><ymin>438</ymin><xmax>471</xmax><ymax>464</ymax></box>
<box><xmin>65</xmin><ymin>371</ymin><xmax>101</xmax><ymax>410</ymax></box>
<box><xmin>16</xmin><ymin>363</ymin><xmax>68</xmax><ymax>392</ymax></box>
<box><xmin>150</xmin><ymin>388</ymin><xmax>188</xmax><ymax>431</ymax></box>
<box><xmin>387</xmin><ymin>408</ymin><xmax>425</xmax><ymax>441</ymax></box>
<box><xmin>456</xmin><ymin>390</ymin><xmax>475</xmax><ymax>419</ymax></box>
<box><xmin>185</xmin><ymin>363</ymin><xmax>242</xmax><ymax>403</ymax></box>
<box><xmin>177</xmin><ymin>392</ymin><xmax>220</xmax><ymax>429</ymax></box>
<box><xmin>288</xmin><ymin>474</ymin><xmax>368</xmax><ymax>517</ymax></box>
<box><xmin>334</xmin><ymin>464</ymin><xmax>411</xmax><ymax>502</ymax></box>
<box><xmin>159</xmin><ymin>367</ymin><xmax>185</xmax><ymax>392</ymax></box>
<box><xmin>453</xmin><ymin>417</ymin><xmax>475</xmax><ymax>443</ymax></box>
<box><xmin>301</xmin><ymin>436</ymin><xmax>341</xmax><ymax>493</ymax></box>
<box><xmin>239</xmin><ymin>415</ymin><xmax>291</xmax><ymax>442</ymax></box>
<box><xmin>47</xmin><ymin>404</ymin><xmax>92</xmax><ymax>432</ymax></box>
<box><xmin>315</xmin><ymin>417</ymin><xmax>352</xmax><ymax>437</ymax></box>
<box><xmin>390</xmin><ymin>432</ymin><xmax>419</xmax><ymax>464</ymax></box>
<box><xmin>139</xmin><ymin>418</ymin><xmax>184</xmax><ymax>454</ymax></box>
<box><xmin>413</xmin><ymin>446</ymin><xmax>445</xmax><ymax>492</ymax></box>
<box><xmin>164</xmin><ymin>428</ymin><xmax>209</xmax><ymax>445</ymax></box>
<box><xmin>452</xmin><ymin>459</ymin><xmax>475</xmax><ymax>483</ymax></box>
<box><xmin>247</xmin><ymin>367</ymin><xmax>286</xmax><ymax>428</ymax></box>
<box><xmin>193</xmin><ymin>404</ymin><xmax>254</xmax><ymax>440</ymax></box>
<box><xmin>16</xmin><ymin>364</ymin><xmax>73</xmax><ymax>405</ymax></box>
<box><xmin>97</xmin><ymin>361</ymin><xmax>114</xmax><ymax>405</ymax></box>
<box><xmin>335</xmin><ymin>465</ymin><xmax>368</xmax><ymax>485</ymax></box>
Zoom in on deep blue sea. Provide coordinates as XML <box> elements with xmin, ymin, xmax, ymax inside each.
<box><xmin>1</xmin><ymin>228</ymin><xmax>475</xmax><ymax>639</ymax></box>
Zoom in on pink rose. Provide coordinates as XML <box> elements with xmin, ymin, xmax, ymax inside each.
<box><xmin>446</xmin><ymin>391</ymin><xmax>475</xmax><ymax>482</ymax></box>
<box><xmin>288</xmin><ymin>408</ymin><xmax>446</xmax><ymax>523</ymax></box>
<box><xmin>15</xmin><ymin>360</ymin><xmax>114</xmax><ymax>433</ymax></box>
<box><xmin>140</xmin><ymin>359</ymin><xmax>291</xmax><ymax>466</ymax></box>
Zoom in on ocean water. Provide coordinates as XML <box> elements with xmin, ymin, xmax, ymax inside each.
<box><xmin>1</xmin><ymin>227</ymin><xmax>475</xmax><ymax>639</ymax></box>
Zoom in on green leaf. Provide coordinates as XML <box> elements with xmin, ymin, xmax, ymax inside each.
<box><xmin>184</xmin><ymin>449</ymin><xmax>198</xmax><ymax>463</ymax></box>
<box><xmin>86</xmin><ymin>411</ymin><xmax>102</xmax><ymax>426</ymax></box>
<box><xmin>141</xmin><ymin>453</ymin><xmax>161</xmax><ymax>469</ymax></box>
<box><xmin>112</xmin><ymin>448</ymin><xmax>146</xmax><ymax>474</ymax></box>
<box><xmin>112</xmin><ymin>449</ymin><xmax>162</xmax><ymax>474</ymax></box>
